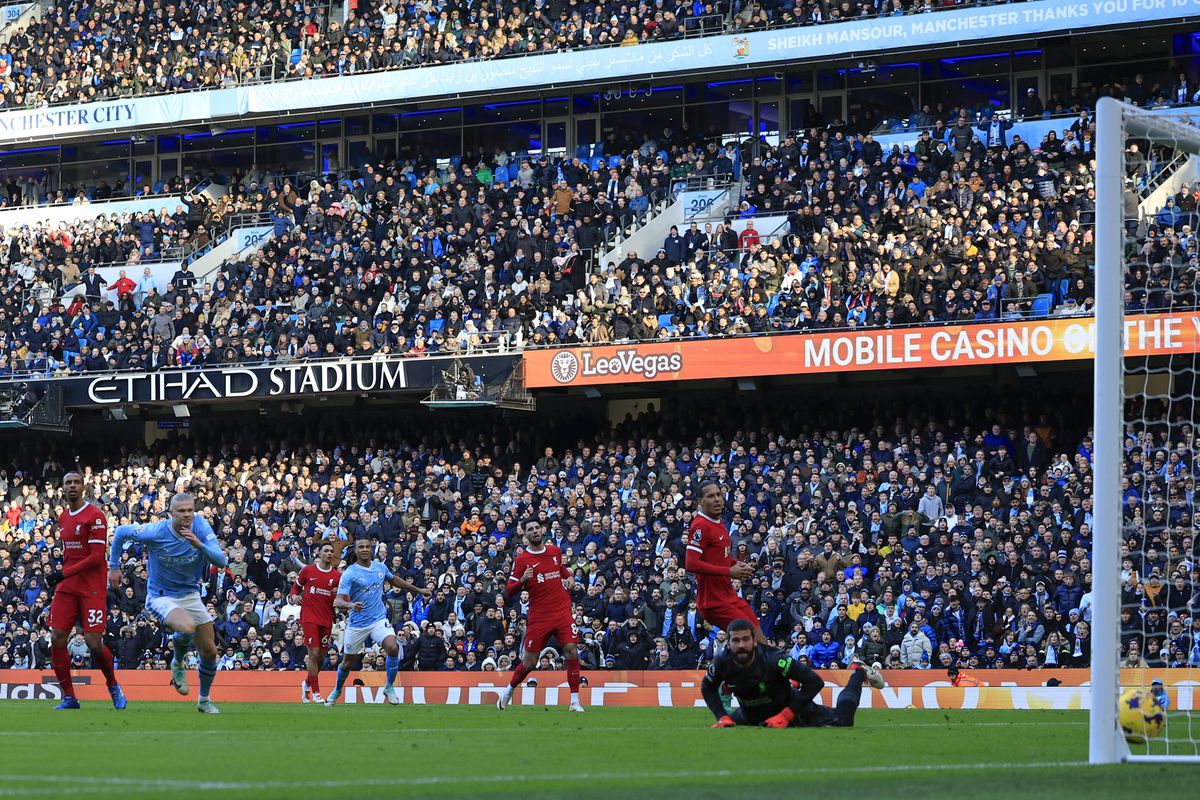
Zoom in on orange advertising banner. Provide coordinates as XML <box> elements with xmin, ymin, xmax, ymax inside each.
<box><xmin>3</xmin><ymin>669</ymin><xmax>1195</xmax><ymax>710</ymax></box>
<box><xmin>523</xmin><ymin>312</ymin><xmax>1200</xmax><ymax>388</ymax></box>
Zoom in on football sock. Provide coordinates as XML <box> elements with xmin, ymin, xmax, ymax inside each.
<box><xmin>508</xmin><ymin>661</ymin><xmax>530</xmax><ymax>690</ymax></box>
<box><xmin>94</xmin><ymin>645</ymin><xmax>117</xmax><ymax>687</ymax></box>
<box><xmin>171</xmin><ymin>632</ymin><xmax>194</xmax><ymax>665</ymax></box>
<box><xmin>835</xmin><ymin>670</ymin><xmax>866</xmax><ymax>727</ymax></box>
<box><xmin>566</xmin><ymin>657</ymin><xmax>581</xmax><ymax>702</ymax></box>
<box><xmin>308</xmin><ymin>671</ymin><xmax>320</xmax><ymax>695</ymax></box>
<box><xmin>334</xmin><ymin>664</ymin><xmax>351</xmax><ymax>696</ymax></box>
<box><xmin>50</xmin><ymin>645</ymin><xmax>74</xmax><ymax>698</ymax></box>
<box><xmin>385</xmin><ymin>655</ymin><xmax>400</xmax><ymax>686</ymax></box>
<box><xmin>198</xmin><ymin>655</ymin><xmax>217</xmax><ymax>700</ymax></box>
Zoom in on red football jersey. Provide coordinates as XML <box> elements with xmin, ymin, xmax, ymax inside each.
<box><xmin>294</xmin><ymin>564</ymin><xmax>341</xmax><ymax>627</ymax></box>
<box><xmin>686</xmin><ymin>512</ymin><xmax>736</xmax><ymax>608</ymax></box>
<box><xmin>57</xmin><ymin>502</ymin><xmax>109</xmax><ymax>596</ymax></box>
<box><xmin>507</xmin><ymin>544</ymin><xmax>572</xmax><ymax>619</ymax></box>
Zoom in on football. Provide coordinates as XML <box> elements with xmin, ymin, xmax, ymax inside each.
<box><xmin>1119</xmin><ymin>688</ymin><xmax>1166</xmax><ymax>745</ymax></box>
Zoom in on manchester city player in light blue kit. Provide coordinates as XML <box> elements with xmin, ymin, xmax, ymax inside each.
<box><xmin>107</xmin><ymin>493</ymin><xmax>228</xmax><ymax>714</ymax></box>
<box><xmin>326</xmin><ymin>535</ymin><xmax>430</xmax><ymax>706</ymax></box>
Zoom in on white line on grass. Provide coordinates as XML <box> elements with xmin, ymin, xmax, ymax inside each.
<box><xmin>0</xmin><ymin>720</ymin><xmax>1089</xmax><ymax>737</ymax></box>
<box><xmin>0</xmin><ymin>761</ymin><xmax>1093</xmax><ymax>794</ymax></box>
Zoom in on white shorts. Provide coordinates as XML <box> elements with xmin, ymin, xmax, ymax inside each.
<box><xmin>147</xmin><ymin>593</ymin><xmax>213</xmax><ymax>627</ymax></box>
<box><xmin>342</xmin><ymin>619</ymin><xmax>395</xmax><ymax>655</ymax></box>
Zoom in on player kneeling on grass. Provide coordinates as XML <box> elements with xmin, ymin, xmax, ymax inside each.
<box><xmin>702</xmin><ymin>618</ymin><xmax>885</xmax><ymax>729</ymax></box>
<box><xmin>325</xmin><ymin>536</ymin><xmax>431</xmax><ymax>706</ymax></box>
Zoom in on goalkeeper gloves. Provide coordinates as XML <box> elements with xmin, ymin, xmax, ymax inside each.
<box><xmin>711</xmin><ymin>715</ymin><xmax>736</xmax><ymax>728</ymax></box>
<box><xmin>763</xmin><ymin>707</ymin><xmax>796</xmax><ymax>729</ymax></box>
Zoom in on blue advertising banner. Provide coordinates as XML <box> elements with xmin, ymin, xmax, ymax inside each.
<box><xmin>0</xmin><ymin>0</ymin><xmax>1193</xmax><ymax>144</ymax></box>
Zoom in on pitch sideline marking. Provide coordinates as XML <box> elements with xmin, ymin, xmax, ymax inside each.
<box><xmin>0</xmin><ymin>720</ymin><xmax>1090</xmax><ymax>737</ymax></box>
<box><xmin>0</xmin><ymin>761</ymin><xmax>1093</xmax><ymax>793</ymax></box>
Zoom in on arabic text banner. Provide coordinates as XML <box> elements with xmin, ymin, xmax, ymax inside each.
<box><xmin>524</xmin><ymin>312</ymin><xmax>1200</xmax><ymax>388</ymax></box>
<box><xmin>0</xmin><ymin>0</ymin><xmax>1196</xmax><ymax>144</ymax></box>
<box><xmin>2</xmin><ymin>669</ymin><xmax>1195</xmax><ymax>709</ymax></box>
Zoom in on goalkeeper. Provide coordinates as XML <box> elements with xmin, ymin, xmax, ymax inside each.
<box><xmin>701</xmin><ymin>618</ymin><xmax>884</xmax><ymax>728</ymax></box>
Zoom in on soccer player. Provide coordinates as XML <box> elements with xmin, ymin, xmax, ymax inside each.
<box><xmin>325</xmin><ymin>535</ymin><xmax>431</xmax><ymax>706</ymax></box>
<box><xmin>47</xmin><ymin>471</ymin><xmax>125</xmax><ymax>710</ymax></box>
<box><xmin>497</xmin><ymin>520</ymin><xmax>584</xmax><ymax>713</ymax></box>
<box><xmin>702</xmin><ymin>618</ymin><xmax>885</xmax><ymax>729</ymax></box>
<box><xmin>685</xmin><ymin>481</ymin><xmax>765</xmax><ymax>644</ymax></box>
<box><xmin>107</xmin><ymin>493</ymin><xmax>228</xmax><ymax>714</ymax></box>
<box><xmin>291</xmin><ymin>540</ymin><xmax>340</xmax><ymax>703</ymax></box>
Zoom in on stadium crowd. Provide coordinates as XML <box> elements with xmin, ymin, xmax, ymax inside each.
<box><xmin>2</xmin><ymin>84</ymin><xmax>1199</xmax><ymax>377</ymax></box>
<box><xmin>0</xmin><ymin>388</ymin><xmax>1196</xmax><ymax>675</ymax></box>
<box><xmin>0</xmin><ymin>0</ymin><xmax>1045</xmax><ymax>110</ymax></box>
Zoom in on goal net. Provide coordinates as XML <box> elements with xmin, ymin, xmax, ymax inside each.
<box><xmin>1093</xmin><ymin>97</ymin><xmax>1200</xmax><ymax>764</ymax></box>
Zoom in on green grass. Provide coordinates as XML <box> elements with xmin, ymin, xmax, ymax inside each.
<box><xmin>0</xmin><ymin>703</ymin><xmax>1193</xmax><ymax>799</ymax></box>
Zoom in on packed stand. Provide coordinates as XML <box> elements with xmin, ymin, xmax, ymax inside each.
<box><xmin>0</xmin><ymin>0</ymin><xmax>1036</xmax><ymax>110</ymax></box>
<box><xmin>0</xmin><ymin>129</ymin><xmax>716</xmax><ymax>375</ymax></box>
<box><xmin>0</xmin><ymin>390</ymin><xmax>1197</xmax><ymax>674</ymax></box>
<box><xmin>3</xmin><ymin>78</ymin><xmax>1200</xmax><ymax>377</ymax></box>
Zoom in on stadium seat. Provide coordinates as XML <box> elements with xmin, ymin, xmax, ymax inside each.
<box><xmin>1031</xmin><ymin>294</ymin><xmax>1054</xmax><ymax>317</ymax></box>
<box><xmin>589</xmin><ymin>156</ymin><xmax>606</xmax><ymax>171</ymax></box>
<box><xmin>657</xmin><ymin>314</ymin><xmax>674</xmax><ymax>329</ymax></box>
<box><xmin>607</xmin><ymin>156</ymin><xmax>622</xmax><ymax>168</ymax></box>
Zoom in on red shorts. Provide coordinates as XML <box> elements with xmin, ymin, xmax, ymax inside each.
<box><xmin>699</xmin><ymin>596</ymin><xmax>758</xmax><ymax>632</ymax></box>
<box><xmin>49</xmin><ymin>590</ymin><xmax>105</xmax><ymax>634</ymax></box>
<box><xmin>302</xmin><ymin>622</ymin><xmax>333</xmax><ymax>648</ymax></box>
<box><xmin>523</xmin><ymin>614</ymin><xmax>579</xmax><ymax>655</ymax></box>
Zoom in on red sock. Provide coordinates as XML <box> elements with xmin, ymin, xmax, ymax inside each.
<box><xmin>94</xmin><ymin>645</ymin><xmax>117</xmax><ymax>688</ymax></box>
<box><xmin>566</xmin><ymin>658</ymin><xmax>581</xmax><ymax>693</ymax></box>
<box><xmin>308</xmin><ymin>672</ymin><xmax>320</xmax><ymax>694</ymax></box>
<box><xmin>508</xmin><ymin>661</ymin><xmax>530</xmax><ymax>689</ymax></box>
<box><xmin>51</xmin><ymin>646</ymin><xmax>74</xmax><ymax>698</ymax></box>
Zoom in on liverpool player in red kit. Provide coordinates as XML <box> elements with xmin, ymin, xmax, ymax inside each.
<box><xmin>497</xmin><ymin>520</ymin><xmax>584</xmax><ymax>713</ymax></box>
<box><xmin>685</xmin><ymin>481</ymin><xmax>766</xmax><ymax>644</ymax></box>
<box><xmin>47</xmin><ymin>472</ymin><xmax>125</xmax><ymax>709</ymax></box>
<box><xmin>291</xmin><ymin>540</ymin><xmax>340</xmax><ymax>703</ymax></box>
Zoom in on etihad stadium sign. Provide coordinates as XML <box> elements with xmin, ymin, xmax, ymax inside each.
<box><xmin>0</xmin><ymin>354</ymin><xmax>516</xmax><ymax>409</ymax></box>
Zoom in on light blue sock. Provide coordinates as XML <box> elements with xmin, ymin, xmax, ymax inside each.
<box><xmin>385</xmin><ymin>656</ymin><xmax>400</xmax><ymax>686</ymax></box>
<box><xmin>198</xmin><ymin>656</ymin><xmax>217</xmax><ymax>699</ymax></box>
<box><xmin>334</xmin><ymin>664</ymin><xmax>351</xmax><ymax>695</ymax></box>
<box><xmin>172</xmin><ymin>632</ymin><xmax>194</xmax><ymax>665</ymax></box>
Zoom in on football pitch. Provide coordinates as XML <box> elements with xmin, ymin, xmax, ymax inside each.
<box><xmin>0</xmin><ymin>704</ymin><xmax>1193</xmax><ymax>799</ymax></box>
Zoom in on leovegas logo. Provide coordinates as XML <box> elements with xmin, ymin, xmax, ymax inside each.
<box><xmin>550</xmin><ymin>348</ymin><xmax>683</xmax><ymax>384</ymax></box>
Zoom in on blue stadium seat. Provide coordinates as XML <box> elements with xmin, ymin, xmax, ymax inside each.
<box><xmin>657</xmin><ymin>314</ymin><xmax>674</xmax><ymax>329</ymax></box>
<box><xmin>589</xmin><ymin>156</ymin><xmax>606</xmax><ymax>171</ymax></box>
<box><xmin>576</xmin><ymin>145</ymin><xmax>591</xmax><ymax>158</ymax></box>
<box><xmin>590</xmin><ymin>143</ymin><xmax>604</xmax><ymax>158</ymax></box>
<box><xmin>607</xmin><ymin>155</ymin><xmax>622</xmax><ymax>168</ymax></box>
<box><xmin>657</xmin><ymin>150</ymin><xmax>669</xmax><ymax>164</ymax></box>
<box><xmin>428</xmin><ymin>319</ymin><xmax>444</xmax><ymax>334</ymax></box>
<box><xmin>1031</xmin><ymin>294</ymin><xmax>1054</xmax><ymax>317</ymax></box>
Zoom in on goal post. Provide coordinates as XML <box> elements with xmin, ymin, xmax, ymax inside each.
<box><xmin>1093</xmin><ymin>97</ymin><xmax>1200</xmax><ymax>764</ymax></box>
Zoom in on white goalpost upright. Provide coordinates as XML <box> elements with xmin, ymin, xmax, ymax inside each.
<box><xmin>1092</xmin><ymin>96</ymin><xmax>1200</xmax><ymax>764</ymax></box>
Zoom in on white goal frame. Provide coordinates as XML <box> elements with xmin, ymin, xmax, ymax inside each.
<box><xmin>1092</xmin><ymin>97</ymin><xmax>1200</xmax><ymax>765</ymax></box>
